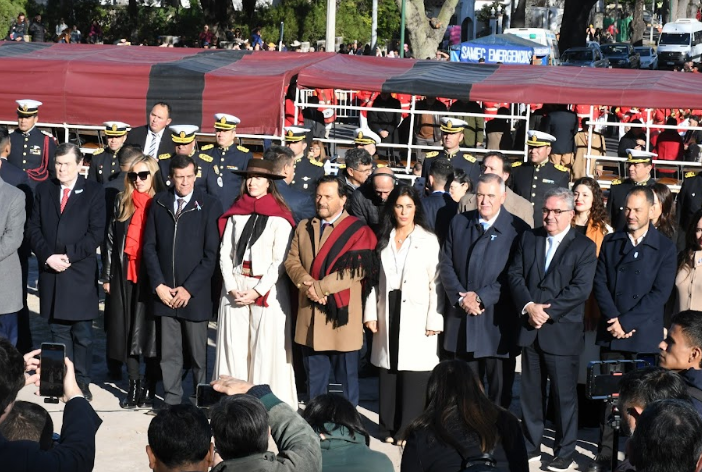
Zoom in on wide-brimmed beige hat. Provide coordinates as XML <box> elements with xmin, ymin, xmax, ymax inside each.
<box><xmin>232</xmin><ymin>158</ymin><xmax>285</xmax><ymax>179</ymax></box>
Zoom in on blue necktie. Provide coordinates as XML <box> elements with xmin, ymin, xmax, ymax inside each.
<box><xmin>545</xmin><ymin>236</ymin><xmax>557</xmax><ymax>271</ymax></box>
<box><xmin>480</xmin><ymin>221</ymin><xmax>489</xmax><ymax>232</ymax></box>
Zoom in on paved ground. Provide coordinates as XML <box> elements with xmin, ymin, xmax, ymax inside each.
<box><xmin>17</xmin><ymin>262</ymin><xmax>614</xmax><ymax>471</ymax></box>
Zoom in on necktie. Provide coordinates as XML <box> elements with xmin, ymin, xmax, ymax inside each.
<box><xmin>175</xmin><ymin>198</ymin><xmax>185</xmax><ymax>218</ymax></box>
<box><xmin>60</xmin><ymin>188</ymin><xmax>70</xmax><ymax>213</ymax></box>
<box><xmin>321</xmin><ymin>221</ymin><xmax>332</xmax><ymax>232</ymax></box>
<box><xmin>545</xmin><ymin>236</ymin><xmax>557</xmax><ymax>271</ymax></box>
<box><xmin>480</xmin><ymin>221</ymin><xmax>489</xmax><ymax>233</ymax></box>
<box><xmin>146</xmin><ymin>132</ymin><xmax>158</xmax><ymax>158</ymax></box>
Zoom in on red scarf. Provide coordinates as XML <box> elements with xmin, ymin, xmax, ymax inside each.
<box><xmin>124</xmin><ymin>191</ymin><xmax>153</xmax><ymax>283</ymax></box>
<box><xmin>218</xmin><ymin>193</ymin><xmax>295</xmax><ymax>237</ymax></box>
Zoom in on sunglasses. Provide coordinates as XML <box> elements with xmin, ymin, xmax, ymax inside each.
<box><xmin>128</xmin><ymin>171</ymin><xmax>151</xmax><ymax>182</ymax></box>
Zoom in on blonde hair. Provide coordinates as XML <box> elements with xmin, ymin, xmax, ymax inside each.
<box><xmin>116</xmin><ymin>154</ymin><xmax>160</xmax><ymax>222</ymax></box>
<box><xmin>310</xmin><ymin>140</ymin><xmax>327</xmax><ymax>161</ymax></box>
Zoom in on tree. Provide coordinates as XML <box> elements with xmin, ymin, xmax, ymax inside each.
<box><xmin>394</xmin><ymin>0</ymin><xmax>459</xmax><ymax>60</ymax></box>
<box><xmin>630</xmin><ymin>0</ymin><xmax>645</xmax><ymax>45</ymax></box>
<box><xmin>199</xmin><ymin>0</ymin><xmax>236</xmax><ymax>39</ymax></box>
<box><xmin>511</xmin><ymin>0</ymin><xmax>526</xmax><ymax>28</ymax></box>
<box><xmin>558</xmin><ymin>0</ymin><xmax>598</xmax><ymax>53</ymax></box>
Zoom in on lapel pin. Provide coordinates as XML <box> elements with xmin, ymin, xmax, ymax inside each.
<box><xmin>195</xmin><ymin>201</ymin><xmax>202</xmax><ymax>211</ymax></box>
<box><xmin>75</xmin><ymin>189</ymin><xmax>83</xmax><ymax>194</ymax></box>
<box><xmin>634</xmin><ymin>251</ymin><xmax>638</xmax><ymax>259</ymax></box>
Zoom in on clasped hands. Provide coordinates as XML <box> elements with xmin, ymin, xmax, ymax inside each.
<box><xmin>525</xmin><ymin>302</ymin><xmax>551</xmax><ymax>329</ymax></box>
<box><xmin>46</xmin><ymin>254</ymin><xmax>70</xmax><ymax>272</ymax></box>
<box><xmin>228</xmin><ymin>288</ymin><xmax>260</xmax><ymax>306</ymax></box>
<box><xmin>459</xmin><ymin>291</ymin><xmax>483</xmax><ymax>316</ymax></box>
<box><xmin>303</xmin><ymin>279</ymin><xmax>327</xmax><ymax>305</ymax></box>
<box><xmin>156</xmin><ymin>284</ymin><xmax>192</xmax><ymax>308</ymax></box>
<box><xmin>607</xmin><ymin>317</ymin><xmax>636</xmax><ymax>339</ymax></box>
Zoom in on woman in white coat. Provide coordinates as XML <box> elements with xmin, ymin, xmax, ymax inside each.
<box><xmin>364</xmin><ymin>185</ymin><xmax>444</xmax><ymax>445</ymax></box>
<box><xmin>214</xmin><ymin>159</ymin><xmax>298</xmax><ymax>407</ymax></box>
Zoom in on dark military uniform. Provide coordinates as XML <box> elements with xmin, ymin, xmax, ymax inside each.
<box><xmin>421</xmin><ymin>149</ymin><xmax>481</xmax><ymax>188</ymax></box>
<box><xmin>510</xmin><ymin>160</ymin><xmax>570</xmax><ymax>228</ymax></box>
<box><xmin>198</xmin><ymin>143</ymin><xmax>252</xmax><ymax>210</ymax></box>
<box><xmin>87</xmin><ymin>147</ymin><xmax>121</xmax><ymax>185</ymax></box>
<box><xmin>607</xmin><ymin>177</ymin><xmax>656</xmax><ymax>231</ymax></box>
<box><xmin>157</xmin><ymin>152</ymin><xmax>208</xmax><ymax>190</ymax></box>
<box><xmin>291</xmin><ymin>155</ymin><xmax>325</xmax><ymax>193</ymax></box>
<box><xmin>8</xmin><ymin>127</ymin><xmax>57</xmax><ymax>188</ymax></box>
<box><xmin>677</xmin><ymin>171</ymin><xmax>702</xmax><ymax>234</ymax></box>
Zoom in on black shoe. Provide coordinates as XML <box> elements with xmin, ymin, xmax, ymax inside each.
<box><xmin>548</xmin><ymin>457</ymin><xmax>574</xmax><ymax>472</ymax></box>
<box><xmin>120</xmin><ymin>380</ymin><xmax>142</xmax><ymax>409</ymax></box>
<box><xmin>139</xmin><ymin>379</ymin><xmax>157</xmax><ymax>407</ymax></box>
<box><xmin>587</xmin><ymin>454</ymin><xmax>612</xmax><ymax>472</ymax></box>
<box><xmin>527</xmin><ymin>452</ymin><xmax>541</xmax><ymax>463</ymax></box>
<box><xmin>78</xmin><ymin>382</ymin><xmax>93</xmax><ymax>402</ymax></box>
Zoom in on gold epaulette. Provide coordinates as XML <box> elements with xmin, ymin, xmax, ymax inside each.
<box><xmin>338</xmin><ymin>164</ymin><xmax>347</xmax><ymax>169</ymax></box>
<box><xmin>199</xmin><ymin>153</ymin><xmax>213</xmax><ymax>162</ymax></box>
<box><xmin>237</xmin><ymin>145</ymin><xmax>250</xmax><ymax>153</ymax></box>
<box><xmin>200</xmin><ymin>144</ymin><xmax>214</xmax><ymax>151</ymax></box>
<box><xmin>511</xmin><ymin>161</ymin><xmax>523</xmax><ymax>168</ymax></box>
<box><xmin>686</xmin><ymin>171</ymin><xmax>697</xmax><ymax>179</ymax></box>
<box><xmin>425</xmin><ymin>151</ymin><xmax>439</xmax><ymax>158</ymax></box>
<box><xmin>377</xmin><ymin>163</ymin><xmax>387</xmax><ymax>168</ymax></box>
<box><xmin>310</xmin><ymin>158</ymin><xmax>324</xmax><ymax>167</ymax></box>
<box><xmin>93</xmin><ymin>148</ymin><xmax>104</xmax><ymax>155</ymax></box>
<box><xmin>611</xmin><ymin>179</ymin><xmax>622</xmax><ymax>186</ymax></box>
<box><xmin>463</xmin><ymin>153</ymin><xmax>476</xmax><ymax>163</ymax></box>
<box><xmin>554</xmin><ymin>164</ymin><xmax>568</xmax><ymax>172</ymax></box>
<box><xmin>158</xmin><ymin>153</ymin><xmax>171</xmax><ymax>160</ymax></box>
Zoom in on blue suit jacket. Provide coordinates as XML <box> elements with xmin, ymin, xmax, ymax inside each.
<box><xmin>593</xmin><ymin>225</ymin><xmax>676</xmax><ymax>353</ymax></box>
<box><xmin>440</xmin><ymin>208</ymin><xmax>529</xmax><ymax>357</ymax></box>
<box><xmin>421</xmin><ymin>191</ymin><xmax>457</xmax><ymax>245</ymax></box>
<box><xmin>278</xmin><ymin>180</ymin><xmax>315</xmax><ymax>224</ymax></box>
<box><xmin>508</xmin><ymin>227</ymin><xmax>597</xmax><ymax>355</ymax></box>
<box><xmin>0</xmin><ymin>397</ymin><xmax>101</xmax><ymax>472</ymax></box>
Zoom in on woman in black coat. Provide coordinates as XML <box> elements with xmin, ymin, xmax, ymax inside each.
<box><xmin>401</xmin><ymin>360</ymin><xmax>528</xmax><ymax>472</ymax></box>
<box><xmin>103</xmin><ymin>153</ymin><xmax>163</xmax><ymax>408</ymax></box>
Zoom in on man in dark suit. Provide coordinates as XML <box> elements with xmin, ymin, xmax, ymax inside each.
<box><xmin>142</xmin><ymin>154</ymin><xmax>222</xmax><ymax>406</ymax></box>
<box><xmin>421</xmin><ymin>158</ymin><xmax>457</xmax><ymax>245</ymax></box>
<box><xmin>7</xmin><ymin>99</ymin><xmax>57</xmax><ymax>190</ymax></box>
<box><xmin>263</xmin><ymin>145</ymin><xmax>315</xmax><ymax>224</ymax></box>
<box><xmin>0</xmin><ymin>338</ymin><xmax>102</xmax><ymax>471</ymax></box>
<box><xmin>508</xmin><ymin>187</ymin><xmax>597</xmax><ymax>472</ymax></box>
<box><xmin>440</xmin><ymin>174</ymin><xmax>529</xmax><ymax>407</ymax></box>
<box><xmin>28</xmin><ymin>143</ymin><xmax>106</xmax><ymax>400</ymax></box>
<box><xmin>589</xmin><ymin>186</ymin><xmax>677</xmax><ymax>470</ymax></box>
<box><xmin>0</xmin><ymin>126</ymin><xmax>34</xmax><ymax>353</ymax></box>
<box><xmin>124</xmin><ymin>102</ymin><xmax>175</xmax><ymax>158</ymax></box>
<box><xmin>510</xmin><ymin>131</ymin><xmax>570</xmax><ymax>228</ymax></box>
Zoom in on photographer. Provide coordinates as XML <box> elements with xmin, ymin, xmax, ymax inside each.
<box><xmin>658</xmin><ymin>310</ymin><xmax>702</xmax><ymax>415</ymax></box>
<box><xmin>209</xmin><ymin>376</ymin><xmax>322</xmax><ymax>472</ymax></box>
<box><xmin>613</xmin><ymin>366</ymin><xmax>691</xmax><ymax>472</ymax></box>
<box><xmin>0</xmin><ymin>337</ymin><xmax>102</xmax><ymax>471</ymax></box>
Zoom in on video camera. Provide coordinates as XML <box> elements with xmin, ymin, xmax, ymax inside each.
<box><xmin>586</xmin><ymin>358</ymin><xmax>652</xmax><ymax>400</ymax></box>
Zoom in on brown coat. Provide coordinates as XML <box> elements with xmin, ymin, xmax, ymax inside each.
<box><xmin>573</xmin><ymin>130</ymin><xmax>606</xmax><ymax>180</ymax></box>
<box><xmin>285</xmin><ymin>211</ymin><xmax>366</xmax><ymax>352</ymax></box>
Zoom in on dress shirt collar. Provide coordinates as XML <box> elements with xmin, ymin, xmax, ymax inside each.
<box><xmin>547</xmin><ymin>225</ymin><xmax>571</xmax><ymax>245</ymax></box>
<box><xmin>322</xmin><ymin>210</ymin><xmax>343</xmax><ymax>226</ymax></box>
<box><xmin>174</xmin><ymin>190</ymin><xmax>193</xmax><ymax>213</ymax></box>
<box><xmin>627</xmin><ymin>229</ymin><xmax>648</xmax><ymax>247</ymax></box>
<box><xmin>478</xmin><ymin>208</ymin><xmax>501</xmax><ymax>230</ymax></box>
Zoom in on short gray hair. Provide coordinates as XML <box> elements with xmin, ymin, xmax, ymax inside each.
<box><xmin>477</xmin><ymin>173</ymin><xmax>505</xmax><ymax>193</ymax></box>
<box><xmin>544</xmin><ymin>187</ymin><xmax>574</xmax><ymax>210</ymax></box>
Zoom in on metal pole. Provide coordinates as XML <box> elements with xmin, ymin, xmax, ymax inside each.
<box><xmin>400</xmin><ymin>0</ymin><xmax>406</xmax><ymax>58</ymax></box>
<box><xmin>279</xmin><ymin>22</ymin><xmax>284</xmax><ymax>51</ymax></box>
<box><xmin>372</xmin><ymin>0</ymin><xmax>378</xmax><ymax>52</ymax></box>
<box><xmin>326</xmin><ymin>0</ymin><xmax>336</xmax><ymax>52</ymax></box>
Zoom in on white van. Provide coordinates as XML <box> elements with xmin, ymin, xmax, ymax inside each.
<box><xmin>503</xmin><ymin>27</ymin><xmax>560</xmax><ymax>65</ymax></box>
<box><xmin>657</xmin><ymin>18</ymin><xmax>702</xmax><ymax>69</ymax></box>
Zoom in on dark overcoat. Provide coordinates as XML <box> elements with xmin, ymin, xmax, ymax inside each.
<box><xmin>28</xmin><ymin>176</ymin><xmax>105</xmax><ymax>321</ymax></box>
<box><xmin>440</xmin><ymin>209</ymin><xmax>529</xmax><ymax>357</ymax></box>
<box><xmin>593</xmin><ymin>224</ymin><xmax>677</xmax><ymax>353</ymax></box>
<box><xmin>142</xmin><ymin>187</ymin><xmax>222</xmax><ymax>322</ymax></box>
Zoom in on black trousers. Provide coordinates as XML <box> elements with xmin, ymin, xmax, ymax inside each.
<box><xmin>454</xmin><ymin>351</ymin><xmax>516</xmax><ymax>408</ymax></box>
<box><xmin>160</xmin><ymin>316</ymin><xmax>207</xmax><ymax>405</ymax></box>
<box><xmin>50</xmin><ymin>318</ymin><xmax>93</xmax><ymax>385</ymax></box>
<box><xmin>378</xmin><ymin>290</ymin><xmax>431</xmax><ymax>440</ymax></box>
<box><xmin>521</xmin><ymin>341</ymin><xmax>579</xmax><ymax>461</ymax></box>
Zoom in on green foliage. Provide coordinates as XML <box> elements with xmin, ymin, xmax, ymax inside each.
<box><xmin>0</xmin><ymin>0</ymin><xmax>27</xmax><ymax>38</ymax></box>
<box><xmin>477</xmin><ymin>1</ymin><xmax>509</xmax><ymax>23</ymax></box>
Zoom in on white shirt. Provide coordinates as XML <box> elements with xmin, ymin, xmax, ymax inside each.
<box><xmin>322</xmin><ymin>210</ymin><xmax>344</xmax><ymax>226</ymax></box>
<box><xmin>521</xmin><ymin>226</ymin><xmax>571</xmax><ymax>314</ymax></box>
<box><xmin>59</xmin><ymin>179</ymin><xmax>78</xmax><ymax>200</ymax></box>
<box><xmin>173</xmin><ymin>190</ymin><xmax>193</xmax><ymax>214</ymax></box>
<box><xmin>478</xmin><ymin>208</ymin><xmax>501</xmax><ymax>230</ymax></box>
<box><xmin>627</xmin><ymin>229</ymin><xmax>648</xmax><ymax>247</ymax></box>
<box><xmin>144</xmin><ymin>128</ymin><xmax>165</xmax><ymax>155</ymax></box>
<box><xmin>387</xmin><ymin>228</ymin><xmax>413</xmax><ymax>290</ymax></box>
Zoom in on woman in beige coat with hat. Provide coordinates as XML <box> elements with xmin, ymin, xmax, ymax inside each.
<box><xmin>214</xmin><ymin>159</ymin><xmax>298</xmax><ymax>407</ymax></box>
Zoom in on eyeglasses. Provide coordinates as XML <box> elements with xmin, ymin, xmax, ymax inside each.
<box><xmin>352</xmin><ymin>167</ymin><xmax>373</xmax><ymax>174</ymax></box>
<box><xmin>541</xmin><ymin>208</ymin><xmax>572</xmax><ymax>216</ymax></box>
<box><xmin>128</xmin><ymin>171</ymin><xmax>151</xmax><ymax>182</ymax></box>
